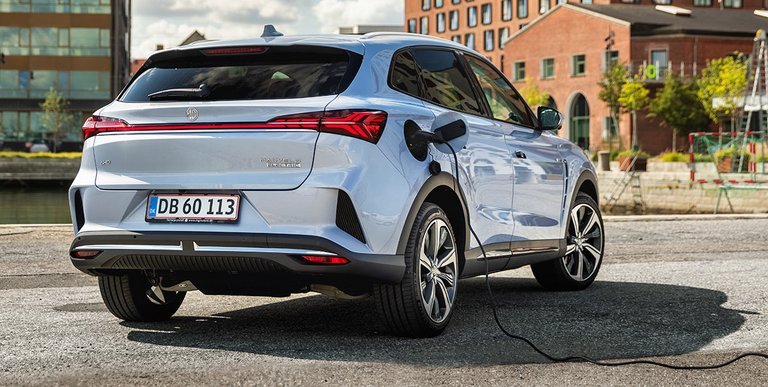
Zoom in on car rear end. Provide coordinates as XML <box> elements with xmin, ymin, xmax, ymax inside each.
<box><xmin>68</xmin><ymin>38</ymin><xmax>413</xmax><ymax>296</ymax></box>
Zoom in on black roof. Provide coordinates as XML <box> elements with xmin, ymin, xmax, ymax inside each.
<box><xmin>573</xmin><ymin>4</ymin><xmax>768</xmax><ymax>37</ymax></box>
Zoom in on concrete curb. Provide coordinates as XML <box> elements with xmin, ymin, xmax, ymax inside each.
<box><xmin>604</xmin><ymin>213</ymin><xmax>768</xmax><ymax>222</ymax></box>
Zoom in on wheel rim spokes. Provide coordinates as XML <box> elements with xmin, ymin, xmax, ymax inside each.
<box><xmin>419</xmin><ymin>219</ymin><xmax>457</xmax><ymax>324</ymax></box>
<box><xmin>562</xmin><ymin>203</ymin><xmax>603</xmax><ymax>281</ymax></box>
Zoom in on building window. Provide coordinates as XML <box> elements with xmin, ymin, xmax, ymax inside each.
<box><xmin>602</xmin><ymin>116</ymin><xmax>618</xmax><ymax>140</ymax></box>
<box><xmin>518</xmin><ymin>0</ymin><xmax>528</xmax><ymax>19</ymax></box>
<box><xmin>420</xmin><ymin>16</ymin><xmax>429</xmax><ymax>34</ymax></box>
<box><xmin>604</xmin><ymin>50</ymin><xmax>619</xmax><ymax>69</ymax></box>
<box><xmin>693</xmin><ymin>0</ymin><xmax>712</xmax><ymax>6</ymax></box>
<box><xmin>483</xmin><ymin>30</ymin><xmax>494</xmax><ymax>51</ymax></box>
<box><xmin>502</xmin><ymin>0</ymin><xmax>512</xmax><ymax>20</ymax></box>
<box><xmin>539</xmin><ymin>0</ymin><xmax>550</xmax><ymax>14</ymax></box>
<box><xmin>481</xmin><ymin>3</ymin><xmax>492</xmax><ymax>24</ymax></box>
<box><xmin>468</xmin><ymin>6</ymin><xmax>478</xmax><ymax>27</ymax></box>
<box><xmin>650</xmin><ymin>49</ymin><xmax>668</xmax><ymax>79</ymax></box>
<box><xmin>449</xmin><ymin>10</ymin><xmax>459</xmax><ymax>30</ymax></box>
<box><xmin>557</xmin><ymin>0</ymin><xmax>567</xmax><ymax>3</ymax></box>
<box><xmin>422</xmin><ymin>0</ymin><xmax>431</xmax><ymax>10</ymax></box>
<box><xmin>408</xmin><ymin>19</ymin><xmax>417</xmax><ymax>33</ymax></box>
<box><xmin>581</xmin><ymin>0</ymin><xmax>592</xmax><ymax>3</ymax></box>
<box><xmin>451</xmin><ymin>35</ymin><xmax>462</xmax><ymax>43</ymax></box>
<box><xmin>653</xmin><ymin>0</ymin><xmax>671</xmax><ymax>4</ymax></box>
<box><xmin>513</xmin><ymin>61</ymin><xmax>526</xmax><ymax>81</ymax></box>
<box><xmin>620</xmin><ymin>0</ymin><xmax>639</xmax><ymax>3</ymax></box>
<box><xmin>465</xmin><ymin>33</ymin><xmax>476</xmax><ymax>50</ymax></box>
<box><xmin>498</xmin><ymin>27</ymin><xmax>509</xmax><ymax>49</ymax></box>
<box><xmin>437</xmin><ymin>13</ymin><xmax>446</xmax><ymax>33</ymax></box>
<box><xmin>541</xmin><ymin>58</ymin><xmax>554</xmax><ymax>79</ymax></box>
<box><xmin>572</xmin><ymin>54</ymin><xmax>586</xmax><ymax>76</ymax></box>
<box><xmin>723</xmin><ymin>0</ymin><xmax>742</xmax><ymax>7</ymax></box>
<box><xmin>452</xmin><ymin>0</ymin><xmax>461</xmax><ymax>3</ymax></box>
<box><xmin>436</xmin><ymin>0</ymin><xmax>444</xmax><ymax>7</ymax></box>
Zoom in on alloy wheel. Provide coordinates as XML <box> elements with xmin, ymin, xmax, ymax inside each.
<box><xmin>418</xmin><ymin>218</ymin><xmax>458</xmax><ymax>324</ymax></box>
<box><xmin>563</xmin><ymin>203</ymin><xmax>603</xmax><ymax>281</ymax></box>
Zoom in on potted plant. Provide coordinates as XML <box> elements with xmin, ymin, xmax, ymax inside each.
<box><xmin>617</xmin><ymin>150</ymin><xmax>650</xmax><ymax>171</ymax></box>
<box><xmin>714</xmin><ymin>148</ymin><xmax>751</xmax><ymax>173</ymax></box>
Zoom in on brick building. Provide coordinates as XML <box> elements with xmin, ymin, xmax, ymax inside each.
<box><xmin>0</xmin><ymin>0</ymin><xmax>131</xmax><ymax>150</ymax></box>
<box><xmin>405</xmin><ymin>0</ymin><xmax>767</xmax><ymax>153</ymax></box>
<box><xmin>503</xmin><ymin>4</ymin><xmax>762</xmax><ymax>153</ymax></box>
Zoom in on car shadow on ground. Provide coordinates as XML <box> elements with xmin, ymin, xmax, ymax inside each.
<box><xmin>121</xmin><ymin>278</ymin><xmax>747</xmax><ymax>366</ymax></box>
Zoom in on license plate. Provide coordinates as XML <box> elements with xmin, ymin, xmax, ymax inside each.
<box><xmin>146</xmin><ymin>194</ymin><xmax>240</xmax><ymax>223</ymax></box>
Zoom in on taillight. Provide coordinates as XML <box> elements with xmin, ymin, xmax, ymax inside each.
<box><xmin>82</xmin><ymin>116</ymin><xmax>129</xmax><ymax>140</ymax></box>
<box><xmin>81</xmin><ymin>110</ymin><xmax>387</xmax><ymax>143</ymax></box>
<box><xmin>271</xmin><ymin>110</ymin><xmax>388</xmax><ymax>143</ymax></box>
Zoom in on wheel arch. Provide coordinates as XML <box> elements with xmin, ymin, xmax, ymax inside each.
<box><xmin>397</xmin><ymin>172</ymin><xmax>470</xmax><ymax>272</ymax></box>
<box><xmin>563</xmin><ymin>169</ymin><xmax>600</xmax><ymax>238</ymax></box>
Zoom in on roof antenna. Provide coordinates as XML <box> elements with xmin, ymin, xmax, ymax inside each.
<box><xmin>261</xmin><ymin>24</ymin><xmax>284</xmax><ymax>38</ymax></box>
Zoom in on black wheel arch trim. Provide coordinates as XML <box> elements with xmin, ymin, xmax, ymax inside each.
<box><xmin>396</xmin><ymin>172</ymin><xmax>471</xmax><ymax>257</ymax></box>
<box><xmin>565</xmin><ymin>169</ymin><xmax>601</xmax><ymax>238</ymax></box>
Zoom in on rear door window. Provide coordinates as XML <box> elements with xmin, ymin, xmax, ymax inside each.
<box><xmin>411</xmin><ymin>48</ymin><xmax>484</xmax><ymax>115</ymax></box>
<box><xmin>121</xmin><ymin>46</ymin><xmax>360</xmax><ymax>102</ymax></box>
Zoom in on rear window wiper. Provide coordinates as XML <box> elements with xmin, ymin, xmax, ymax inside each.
<box><xmin>148</xmin><ymin>84</ymin><xmax>210</xmax><ymax>101</ymax></box>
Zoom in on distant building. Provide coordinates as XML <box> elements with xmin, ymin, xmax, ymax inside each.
<box><xmin>180</xmin><ymin>30</ymin><xmax>206</xmax><ymax>46</ymax></box>
<box><xmin>405</xmin><ymin>0</ymin><xmax>767</xmax><ymax>70</ymax></box>
<box><xmin>0</xmin><ymin>0</ymin><xmax>131</xmax><ymax>150</ymax></box>
<box><xmin>336</xmin><ymin>25</ymin><xmax>404</xmax><ymax>35</ymax></box>
<box><xmin>504</xmin><ymin>4</ymin><xmax>761</xmax><ymax>153</ymax></box>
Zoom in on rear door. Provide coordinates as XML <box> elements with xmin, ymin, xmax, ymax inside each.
<box><xmin>410</xmin><ymin>48</ymin><xmax>515</xmax><ymax>254</ymax></box>
<box><xmin>91</xmin><ymin>45</ymin><xmax>361</xmax><ymax>190</ymax></box>
<box><xmin>463</xmin><ymin>55</ymin><xmax>565</xmax><ymax>242</ymax></box>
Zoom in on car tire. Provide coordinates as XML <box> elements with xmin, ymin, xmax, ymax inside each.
<box><xmin>532</xmin><ymin>193</ymin><xmax>604</xmax><ymax>291</ymax></box>
<box><xmin>98</xmin><ymin>272</ymin><xmax>185</xmax><ymax>322</ymax></box>
<box><xmin>374</xmin><ymin>203</ymin><xmax>459</xmax><ymax>337</ymax></box>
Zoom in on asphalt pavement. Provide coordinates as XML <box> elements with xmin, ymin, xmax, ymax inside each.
<box><xmin>1</xmin><ymin>218</ymin><xmax>767</xmax><ymax>386</ymax></box>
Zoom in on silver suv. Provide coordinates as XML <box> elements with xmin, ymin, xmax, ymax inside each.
<box><xmin>68</xmin><ymin>30</ymin><xmax>603</xmax><ymax>337</ymax></box>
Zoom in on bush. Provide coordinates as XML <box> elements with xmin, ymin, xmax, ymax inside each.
<box><xmin>714</xmin><ymin>148</ymin><xmax>751</xmax><ymax>163</ymax></box>
<box><xmin>0</xmin><ymin>151</ymin><xmax>82</xmax><ymax>159</ymax></box>
<box><xmin>658</xmin><ymin>151</ymin><xmax>688</xmax><ymax>162</ymax></box>
<box><xmin>618</xmin><ymin>149</ymin><xmax>650</xmax><ymax>159</ymax></box>
<box><xmin>694</xmin><ymin>153</ymin><xmax>713</xmax><ymax>163</ymax></box>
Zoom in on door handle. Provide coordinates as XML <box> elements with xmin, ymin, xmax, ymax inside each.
<box><xmin>515</xmin><ymin>150</ymin><xmax>527</xmax><ymax>159</ymax></box>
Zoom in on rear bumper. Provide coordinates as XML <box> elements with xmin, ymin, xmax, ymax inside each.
<box><xmin>70</xmin><ymin>231</ymin><xmax>405</xmax><ymax>283</ymax></box>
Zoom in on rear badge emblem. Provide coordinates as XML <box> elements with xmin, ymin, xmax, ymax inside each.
<box><xmin>262</xmin><ymin>158</ymin><xmax>302</xmax><ymax>168</ymax></box>
<box><xmin>186</xmin><ymin>107</ymin><xmax>199</xmax><ymax>121</ymax></box>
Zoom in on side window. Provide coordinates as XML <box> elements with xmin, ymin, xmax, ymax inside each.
<box><xmin>465</xmin><ymin>55</ymin><xmax>534</xmax><ymax>127</ymax></box>
<box><xmin>411</xmin><ymin>49</ymin><xmax>483</xmax><ymax>115</ymax></box>
<box><xmin>390</xmin><ymin>50</ymin><xmax>421</xmax><ymax>97</ymax></box>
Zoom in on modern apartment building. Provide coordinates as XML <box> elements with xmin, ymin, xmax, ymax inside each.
<box><xmin>0</xmin><ymin>0</ymin><xmax>130</xmax><ymax>150</ymax></box>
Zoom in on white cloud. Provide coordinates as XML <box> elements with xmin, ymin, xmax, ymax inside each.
<box><xmin>312</xmin><ymin>0</ymin><xmax>404</xmax><ymax>33</ymax></box>
<box><xmin>131</xmin><ymin>0</ymin><xmax>404</xmax><ymax>59</ymax></box>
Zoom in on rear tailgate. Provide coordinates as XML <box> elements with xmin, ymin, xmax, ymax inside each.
<box><xmin>91</xmin><ymin>44</ymin><xmax>361</xmax><ymax>191</ymax></box>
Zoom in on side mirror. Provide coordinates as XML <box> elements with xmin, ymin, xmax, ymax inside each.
<box><xmin>537</xmin><ymin>106</ymin><xmax>563</xmax><ymax>131</ymax></box>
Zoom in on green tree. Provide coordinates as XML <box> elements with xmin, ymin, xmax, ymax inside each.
<box><xmin>696</xmin><ymin>54</ymin><xmax>748</xmax><ymax>132</ymax></box>
<box><xmin>40</xmin><ymin>88</ymin><xmax>74</xmax><ymax>152</ymax></box>
<box><xmin>619</xmin><ymin>73</ymin><xmax>650</xmax><ymax>150</ymax></box>
<box><xmin>518</xmin><ymin>77</ymin><xmax>551</xmax><ymax>108</ymax></box>
<box><xmin>598</xmin><ymin>63</ymin><xmax>628</xmax><ymax>151</ymax></box>
<box><xmin>648</xmin><ymin>74</ymin><xmax>711</xmax><ymax>151</ymax></box>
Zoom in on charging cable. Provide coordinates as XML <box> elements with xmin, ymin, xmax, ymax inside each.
<box><xmin>439</xmin><ymin>140</ymin><xmax>768</xmax><ymax>370</ymax></box>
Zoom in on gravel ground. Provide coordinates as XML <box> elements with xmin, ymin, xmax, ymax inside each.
<box><xmin>1</xmin><ymin>219</ymin><xmax>767</xmax><ymax>386</ymax></box>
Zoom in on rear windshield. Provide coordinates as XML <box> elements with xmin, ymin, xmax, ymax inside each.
<box><xmin>120</xmin><ymin>46</ymin><xmax>359</xmax><ymax>102</ymax></box>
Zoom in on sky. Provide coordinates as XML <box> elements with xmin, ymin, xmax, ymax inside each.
<box><xmin>131</xmin><ymin>0</ymin><xmax>405</xmax><ymax>59</ymax></box>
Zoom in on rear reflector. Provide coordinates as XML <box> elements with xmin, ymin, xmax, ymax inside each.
<box><xmin>82</xmin><ymin>110</ymin><xmax>388</xmax><ymax>143</ymax></box>
<box><xmin>71</xmin><ymin>250</ymin><xmax>101</xmax><ymax>259</ymax></box>
<box><xmin>301</xmin><ymin>255</ymin><xmax>349</xmax><ymax>265</ymax></box>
